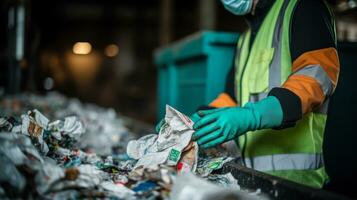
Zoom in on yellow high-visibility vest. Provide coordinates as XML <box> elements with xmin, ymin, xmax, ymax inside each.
<box><xmin>235</xmin><ymin>0</ymin><xmax>335</xmax><ymax>188</ymax></box>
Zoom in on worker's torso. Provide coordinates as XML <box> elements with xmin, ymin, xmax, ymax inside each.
<box><xmin>234</xmin><ymin>0</ymin><xmax>332</xmax><ymax>188</ymax></box>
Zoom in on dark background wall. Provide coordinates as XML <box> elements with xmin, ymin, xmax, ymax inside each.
<box><xmin>0</xmin><ymin>0</ymin><xmax>246</xmax><ymax>123</ymax></box>
<box><xmin>324</xmin><ymin>42</ymin><xmax>357</xmax><ymax>198</ymax></box>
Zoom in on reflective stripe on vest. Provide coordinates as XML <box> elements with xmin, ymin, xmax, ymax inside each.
<box><xmin>249</xmin><ymin>92</ymin><xmax>268</xmax><ymax>103</ymax></box>
<box><xmin>247</xmin><ymin>0</ymin><xmax>290</xmax><ymax>103</ymax></box>
<box><xmin>293</xmin><ymin>65</ymin><xmax>334</xmax><ymax>96</ymax></box>
<box><xmin>268</xmin><ymin>0</ymin><xmax>290</xmax><ymax>90</ymax></box>
<box><xmin>244</xmin><ymin>153</ymin><xmax>324</xmax><ymax>171</ymax></box>
<box><xmin>292</xmin><ymin>64</ymin><xmax>334</xmax><ymax>115</ymax></box>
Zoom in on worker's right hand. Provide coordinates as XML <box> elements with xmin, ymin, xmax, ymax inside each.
<box><xmin>192</xmin><ymin>96</ymin><xmax>283</xmax><ymax>148</ymax></box>
<box><xmin>155</xmin><ymin>113</ymin><xmax>201</xmax><ymax>133</ymax></box>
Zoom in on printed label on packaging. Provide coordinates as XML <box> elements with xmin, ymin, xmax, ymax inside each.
<box><xmin>168</xmin><ymin>148</ymin><xmax>181</xmax><ymax>163</ymax></box>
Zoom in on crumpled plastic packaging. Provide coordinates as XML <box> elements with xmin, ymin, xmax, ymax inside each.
<box><xmin>0</xmin><ymin>94</ymin><xmax>135</xmax><ymax>199</ymax></box>
<box><xmin>63</xmin><ymin>101</ymin><xmax>131</xmax><ymax>156</ymax></box>
<box><xmin>171</xmin><ymin>172</ymin><xmax>265</xmax><ymax>200</ymax></box>
<box><xmin>196</xmin><ymin>156</ymin><xmax>235</xmax><ymax>177</ymax></box>
<box><xmin>1</xmin><ymin>92</ymin><xmax>131</xmax><ymax>156</ymax></box>
<box><xmin>206</xmin><ymin>173</ymin><xmax>240</xmax><ymax>190</ymax></box>
<box><xmin>127</xmin><ymin>134</ymin><xmax>158</xmax><ymax>160</ymax></box>
<box><xmin>0</xmin><ymin>154</ymin><xmax>26</xmax><ymax>193</ymax></box>
<box><xmin>100</xmin><ymin>181</ymin><xmax>135</xmax><ymax>199</ymax></box>
<box><xmin>0</xmin><ymin>93</ymin><xmax>257</xmax><ymax>200</ymax></box>
<box><xmin>48</xmin><ymin>116</ymin><xmax>85</xmax><ymax>142</ymax></box>
<box><xmin>0</xmin><ymin>133</ymin><xmax>45</xmax><ymax>194</ymax></box>
<box><xmin>177</xmin><ymin>142</ymin><xmax>198</xmax><ymax>173</ymax></box>
<box><xmin>0</xmin><ymin>133</ymin><xmax>44</xmax><ymax>164</ymax></box>
<box><xmin>0</xmin><ymin>117</ymin><xmax>14</xmax><ymax>132</ymax></box>
<box><xmin>127</xmin><ymin>105</ymin><xmax>197</xmax><ymax>173</ymax></box>
<box><xmin>35</xmin><ymin>162</ymin><xmax>65</xmax><ymax>195</ymax></box>
<box><xmin>21</xmin><ymin>109</ymin><xmax>50</xmax><ymax>154</ymax></box>
<box><xmin>57</xmin><ymin>164</ymin><xmax>107</xmax><ymax>189</ymax></box>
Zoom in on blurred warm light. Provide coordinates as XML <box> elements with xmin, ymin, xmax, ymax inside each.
<box><xmin>65</xmin><ymin>50</ymin><xmax>102</xmax><ymax>90</ymax></box>
<box><xmin>104</xmin><ymin>44</ymin><xmax>119</xmax><ymax>57</ymax></box>
<box><xmin>73</xmin><ymin>42</ymin><xmax>92</xmax><ymax>55</ymax></box>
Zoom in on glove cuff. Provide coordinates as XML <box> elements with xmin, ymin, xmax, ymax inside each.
<box><xmin>244</xmin><ymin>96</ymin><xmax>283</xmax><ymax>129</ymax></box>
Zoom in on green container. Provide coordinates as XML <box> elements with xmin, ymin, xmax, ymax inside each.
<box><xmin>155</xmin><ymin>31</ymin><xmax>239</xmax><ymax>120</ymax></box>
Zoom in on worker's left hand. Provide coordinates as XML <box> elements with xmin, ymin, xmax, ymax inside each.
<box><xmin>192</xmin><ymin>107</ymin><xmax>258</xmax><ymax>148</ymax></box>
<box><xmin>192</xmin><ymin>96</ymin><xmax>284</xmax><ymax>149</ymax></box>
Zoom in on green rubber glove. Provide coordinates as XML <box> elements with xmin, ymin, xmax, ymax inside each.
<box><xmin>192</xmin><ymin>96</ymin><xmax>283</xmax><ymax>149</ymax></box>
<box><xmin>190</xmin><ymin>112</ymin><xmax>201</xmax><ymax>124</ymax></box>
<box><xmin>155</xmin><ymin>113</ymin><xmax>201</xmax><ymax>133</ymax></box>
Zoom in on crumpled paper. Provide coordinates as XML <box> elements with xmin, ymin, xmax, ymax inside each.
<box><xmin>127</xmin><ymin>105</ymin><xmax>198</xmax><ymax>173</ymax></box>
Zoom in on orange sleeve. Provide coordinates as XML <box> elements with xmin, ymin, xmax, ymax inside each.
<box><xmin>292</xmin><ymin>47</ymin><xmax>340</xmax><ymax>86</ymax></box>
<box><xmin>283</xmin><ymin>75</ymin><xmax>325</xmax><ymax>113</ymax></box>
<box><xmin>283</xmin><ymin>47</ymin><xmax>340</xmax><ymax>114</ymax></box>
<box><xmin>209</xmin><ymin>93</ymin><xmax>237</xmax><ymax>108</ymax></box>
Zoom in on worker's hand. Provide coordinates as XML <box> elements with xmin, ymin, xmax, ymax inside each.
<box><xmin>155</xmin><ymin>113</ymin><xmax>202</xmax><ymax>133</ymax></box>
<box><xmin>192</xmin><ymin>107</ymin><xmax>257</xmax><ymax>148</ymax></box>
<box><xmin>192</xmin><ymin>96</ymin><xmax>283</xmax><ymax>148</ymax></box>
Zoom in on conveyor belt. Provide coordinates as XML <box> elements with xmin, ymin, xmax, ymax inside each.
<box><xmin>219</xmin><ymin>162</ymin><xmax>352</xmax><ymax>200</ymax></box>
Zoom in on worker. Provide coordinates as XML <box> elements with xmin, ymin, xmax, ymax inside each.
<box><xmin>156</xmin><ymin>0</ymin><xmax>339</xmax><ymax>189</ymax></box>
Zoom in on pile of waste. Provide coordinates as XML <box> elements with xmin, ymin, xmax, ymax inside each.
<box><xmin>0</xmin><ymin>93</ymin><xmax>267</xmax><ymax>200</ymax></box>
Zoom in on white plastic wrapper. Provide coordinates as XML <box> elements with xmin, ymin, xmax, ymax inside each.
<box><xmin>100</xmin><ymin>181</ymin><xmax>135</xmax><ymax>199</ymax></box>
<box><xmin>0</xmin><ymin>156</ymin><xmax>26</xmax><ymax>193</ymax></box>
<box><xmin>171</xmin><ymin>173</ymin><xmax>265</xmax><ymax>200</ymax></box>
<box><xmin>127</xmin><ymin>134</ymin><xmax>158</xmax><ymax>160</ymax></box>
<box><xmin>0</xmin><ymin>133</ymin><xmax>44</xmax><ymax>164</ymax></box>
<box><xmin>0</xmin><ymin>133</ymin><xmax>46</xmax><ymax>193</ymax></box>
<box><xmin>206</xmin><ymin>173</ymin><xmax>240</xmax><ymax>190</ymax></box>
<box><xmin>35</xmin><ymin>162</ymin><xmax>65</xmax><ymax>195</ymax></box>
<box><xmin>127</xmin><ymin>105</ymin><xmax>197</xmax><ymax>172</ymax></box>
<box><xmin>47</xmin><ymin>164</ymin><xmax>108</xmax><ymax>192</ymax></box>
<box><xmin>48</xmin><ymin>116</ymin><xmax>85</xmax><ymax>141</ymax></box>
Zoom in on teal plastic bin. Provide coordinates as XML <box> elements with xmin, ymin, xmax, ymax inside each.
<box><xmin>155</xmin><ymin>31</ymin><xmax>239</xmax><ymax>120</ymax></box>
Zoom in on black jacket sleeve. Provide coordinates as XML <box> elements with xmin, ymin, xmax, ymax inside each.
<box><xmin>269</xmin><ymin>0</ymin><xmax>336</xmax><ymax>128</ymax></box>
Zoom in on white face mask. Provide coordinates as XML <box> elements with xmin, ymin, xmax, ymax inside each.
<box><xmin>221</xmin><ymin>0</ymin><xmax>254</xmax><ymax>15</ymax></box>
